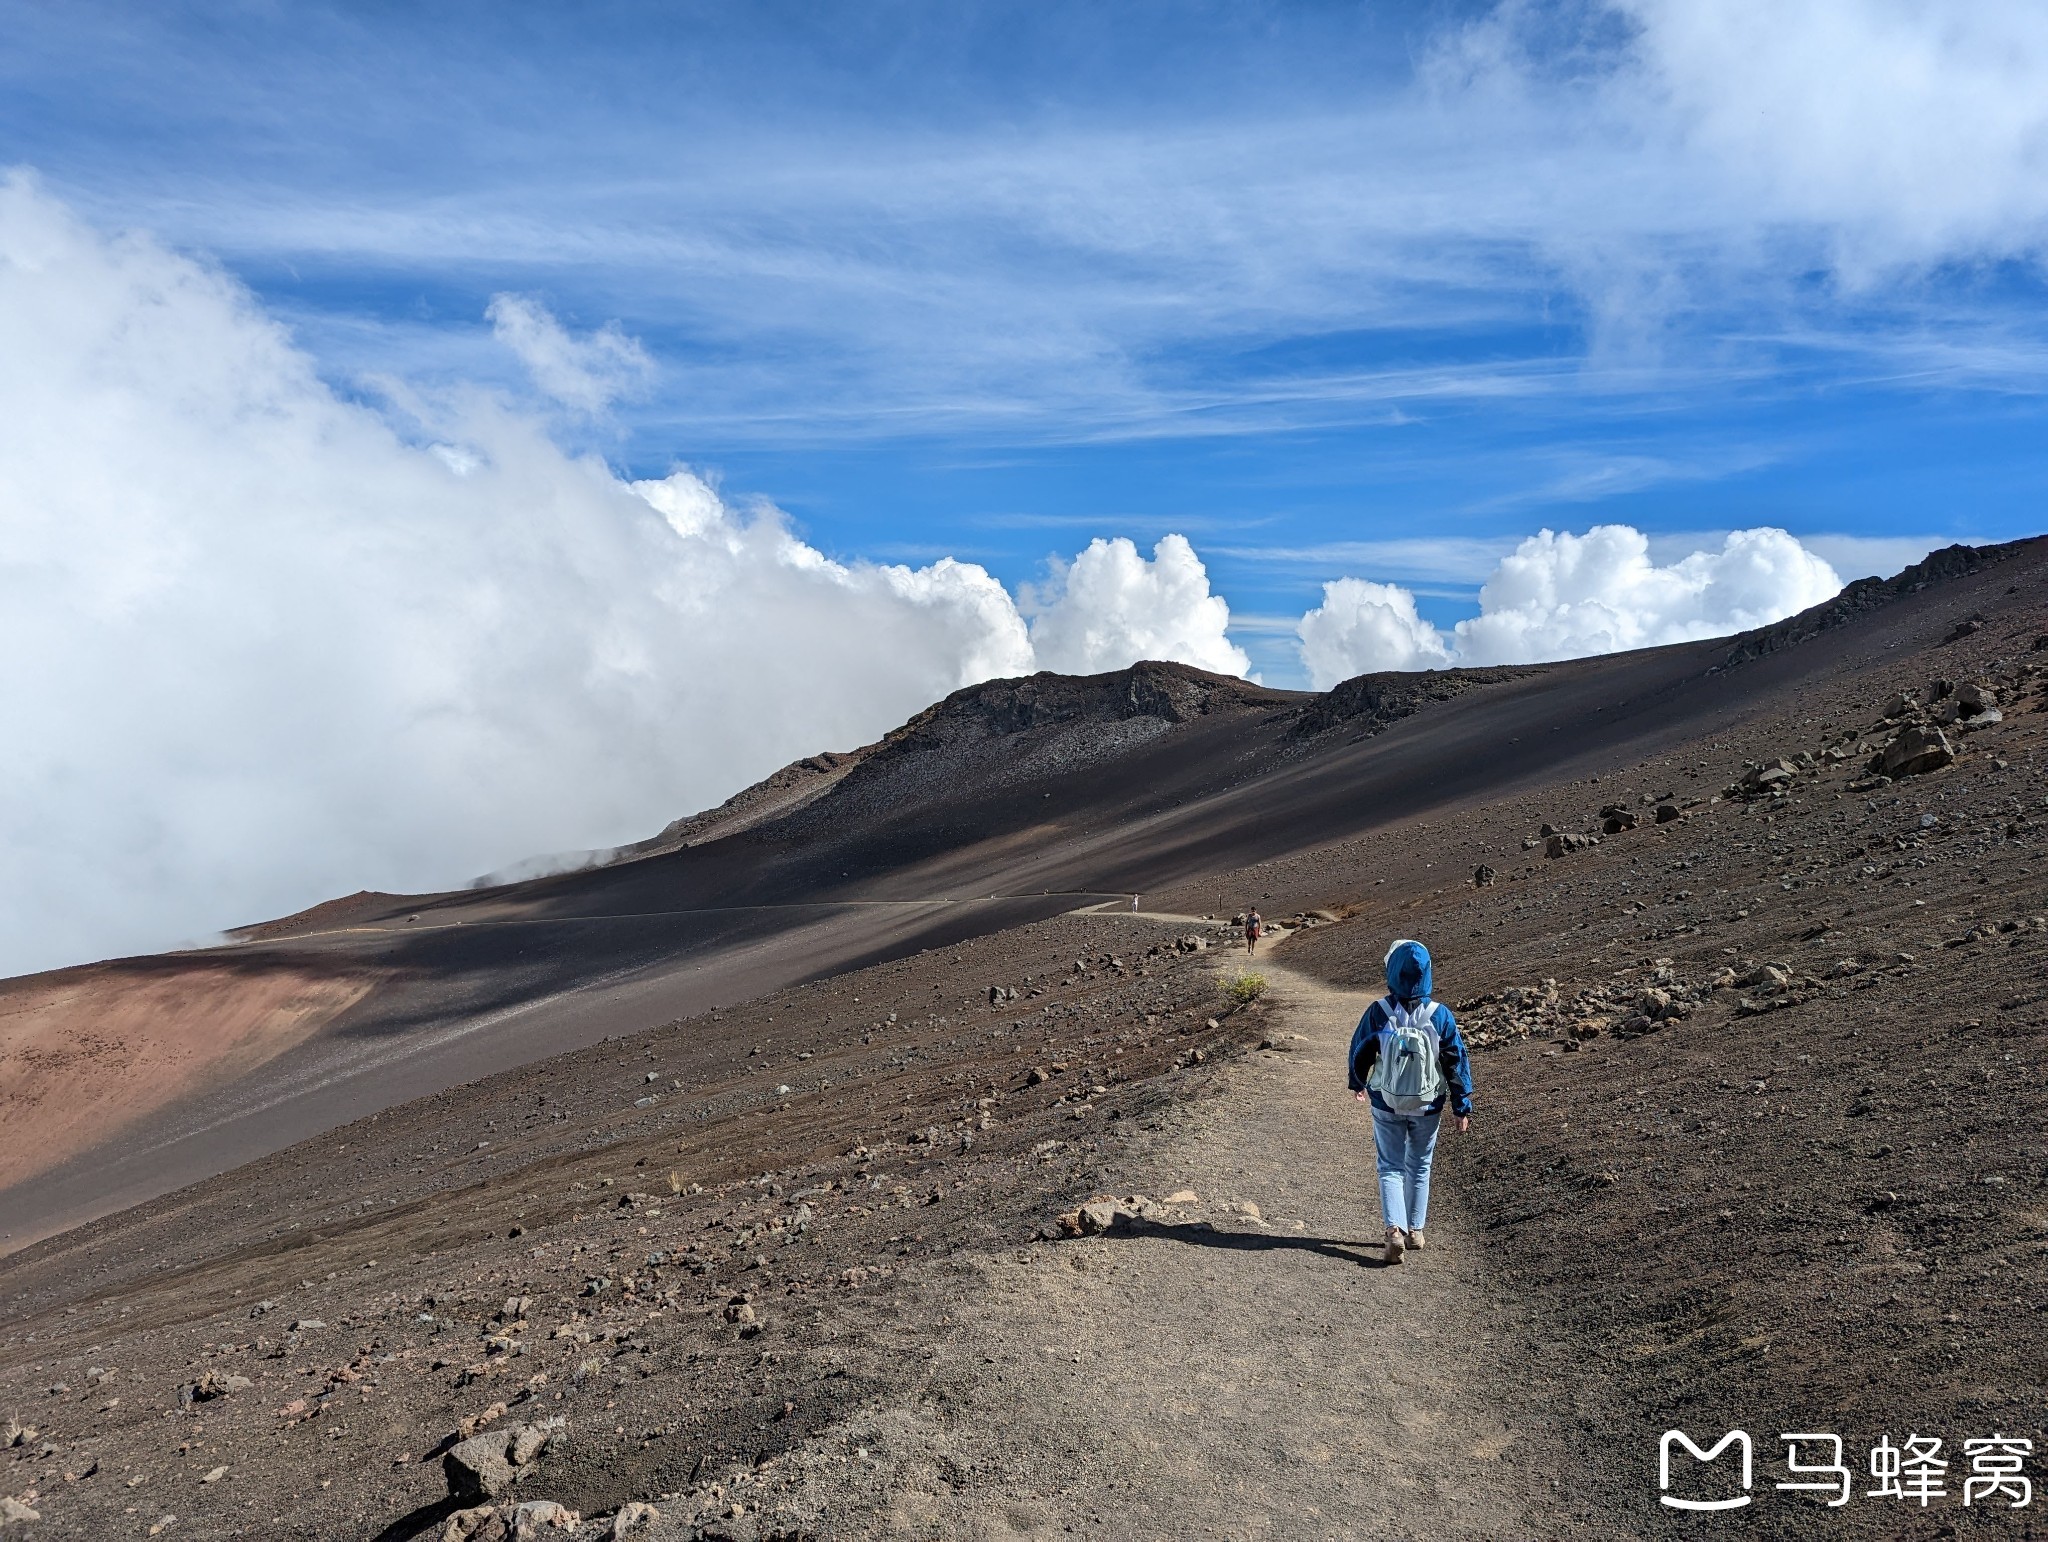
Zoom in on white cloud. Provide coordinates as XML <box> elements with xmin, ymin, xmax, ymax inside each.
<box><xmin>1613</xmin><ymin>0</ymin><xmax>2048</xmax><ymax>274</ymax></box>
<box><xmin>1024</xmin><ymin>535</ymin><xmax>1250</xmax><ymax>679</ymax></box>
<box><xmin>1296</xmin><ymin>525</ymin><xmax>1842</xmax><ymax>689</ymax></box>
<box><xmin>1297</xmin><ymin>579</ymin><xmax>1453</xmax><ymax>687</ymax></box>
<box><xmin>0</xmin><ymin>177</ymin><xmax>1246</xmax><ymax>979</ymax></box>
<box><xmin>486</xmin><ymin>291</ymin><xmax>653</xmax><ymax>412</ymax></box>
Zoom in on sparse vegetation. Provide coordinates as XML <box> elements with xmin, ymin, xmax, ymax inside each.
<box><xmin>1220</xmin><ymin>970</ymin><xmax>1268</xmax><ymax>1006</ymax></box>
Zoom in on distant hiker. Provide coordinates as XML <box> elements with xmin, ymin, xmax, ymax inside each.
<box><xmin>1243</xmin><ymin>909</ymin><xmax>1263</xmax><ymax>955</ymax></box>
<box><xmin>1132</xmin><ymin>894</ymin><xmax>1141</xmax><ymax>912</ymax></box>
<box><xmin>1348</xmin><ymin>938</ymin><xmax>1474</xmax><ymax>1264</ymax></box>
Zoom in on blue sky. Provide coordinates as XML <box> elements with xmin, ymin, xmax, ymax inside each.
<box><xmin>6</xmin><ymin>1</ymin><xmax>2046</xmax><ymax>682</ymax></box>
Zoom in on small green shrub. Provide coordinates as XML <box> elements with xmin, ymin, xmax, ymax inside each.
<box><xmin>1220</xmin><ymin>971</ymin><xmax>1269</xmax><ymax>1006</ymax></box>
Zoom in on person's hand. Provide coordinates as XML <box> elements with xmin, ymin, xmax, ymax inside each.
<box><xmin>1354</xmin><ymin>1089</ymin><xmax>1370</xmax><ymax>1102</ymax></box>
<box><xmin>1454</xmin><ymin>1115</ymin><xmax>1471</xmax><ymax>1133</ymax></box>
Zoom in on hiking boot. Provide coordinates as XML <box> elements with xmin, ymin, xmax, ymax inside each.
<box><xmin>1384</xmin><ymin>1227</ymin><xmax>1406</xmax><ymax>1264</ymax></box>
<box><xmin>1408</xmin><ymin>1229</ymin><xmax>1426</xmax><ymax>1250</ymax></box>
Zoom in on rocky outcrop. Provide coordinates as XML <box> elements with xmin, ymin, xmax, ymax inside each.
<box><xmin>886</xmin><ymin>660</ymin><xmax>1293</xmax><ymax>746</ymax></box>
<box><xmin>1288</xmin><ymin>665</ymin><xmax>1528</xmax><ymax>740</ymax></box>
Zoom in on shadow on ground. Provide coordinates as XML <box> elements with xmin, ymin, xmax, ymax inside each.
<box><xmin>1100</xmin><ymin>1216</ymin><xmax>1393</xmax><ymax>1268</ymax></box>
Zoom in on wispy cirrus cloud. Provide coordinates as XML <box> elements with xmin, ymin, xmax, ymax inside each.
<box><xmin>20</xmin><ymin>2</ymin><xmax>2048</xmax><ymax>451</ymax></box>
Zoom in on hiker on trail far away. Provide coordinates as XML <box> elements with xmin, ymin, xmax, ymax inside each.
<box><xmin>1243</xmin><ymin>909</ymin><xmax>1262</xmax><ymax>955</ymax></box>
<box><xmin>1348</xmin><ymin>938</ymin><xmax>1474</xmax><ymax>1265</ymax></box>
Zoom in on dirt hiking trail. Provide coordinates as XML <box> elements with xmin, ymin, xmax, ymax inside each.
<box><xmin>812</xmin><ymin>942</ymin><xmax>1597</xmax><ymax>1540</ymax></box>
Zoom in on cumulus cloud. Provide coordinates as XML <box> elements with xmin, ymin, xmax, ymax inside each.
<box><xmin>0</xmin><ymin>177</ymin><xmax>1244</xmax><ymax>979</ymax></box>
<box><xmin>1024</xmin><ymin>535</ymin><xmax>1251</xmax><ymax>679</ymax></box>
<box><xmin>486</xmin><ymin>291</ymin><xmax>654</xmax><ymax>411</ymax></box>
<box><xmin>1296</xmin><ymin>525</ymin><xmax>1842</xmax><ymax>689</ymax></box>
<box><xmin>1296</xmin><ymin>579</ymin><xmax>1453</xmax><ymax>688</ymax></box>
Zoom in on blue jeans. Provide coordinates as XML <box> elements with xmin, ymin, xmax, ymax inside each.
<box><xmin>1371</xmin><ymin>1103</ymin><xmax>1443</xmax><ymax>1233</ymax></box>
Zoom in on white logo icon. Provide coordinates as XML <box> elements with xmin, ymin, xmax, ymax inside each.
<box><xmin>1660</xmin><ymin>1429</ymin><xmax>1754</xmax><ymax>1511</ymax></box>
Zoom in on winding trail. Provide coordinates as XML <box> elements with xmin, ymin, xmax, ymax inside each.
<box><xmin>834</xmin><ymin>941</ymin><xmax>1568</xmax><ymax>1540</ymax></box>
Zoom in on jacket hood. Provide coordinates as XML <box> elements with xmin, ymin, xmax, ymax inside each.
<box><xmin>1384</xmin><ymin>938</ymin><xmax>1432</xmax><ymax>1004</ymax></box>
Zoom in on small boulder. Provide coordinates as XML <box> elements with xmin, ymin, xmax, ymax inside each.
<box><xmin>1956</xmin><ymin>682</ymin><xmax>1999</xmax><ymax>717</ymax></box>
<box><xmin>443</xmin><ymin>1419</ymin><xmax>561</xmax><ymax>1501</ymax></box>
<box><xmin>440</xmin><ymin>1507</ymin><xmax>506</xmax><ymax>1542</ymax></box>
<box><xmin>1654</xmin><ymin>802</ymin><xmax>1682</xmax><ymax>824</ymax></box>
<box><xmin>180</xmin><ymin>1371</ymin><xmax>250</xmax><ymax>1407</ymax></box>
<box><xmin>1472</xmin><ymin>864</ymin><xmax>1496</xmax><ymax>887</ymax></box>
<box><xmin>0</xmin><ymin>1498</ymin><xmax>39</xmax><ymax>1525</ymax></box>
<box><xmin>1740</xmin><ymin>761</ymin><xmax>1796</xmax><ymax>795</ymax></box>
<box><xmin>610</xmin><ymin>1502</ymin><xmax>661</xmax><ymax>1539</ymax></box>
<box><xmin>508</xmin><ymin>1501</ymin><xmax>579</xmax><ymax>1539</ymax></box>
<box><xmin>1077</xmin><ymin>1198</ymin><xmax>1123</xmax><ymax>1234</ymax></box>
<box><xmin>1872</xmin><ymin>725</ymin><xmax>1955</xmax><ymax>779</ymax></box>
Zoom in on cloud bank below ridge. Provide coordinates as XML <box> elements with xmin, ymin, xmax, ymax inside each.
<box><xmin>1296</xmin><ymin>526</ymin><xmax>1843</xmax><ymax>690</ymax></box>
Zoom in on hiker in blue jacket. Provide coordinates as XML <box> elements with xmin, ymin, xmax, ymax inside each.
<box><xmin>1348</xmin><ymin>938</ymin><xmax>1474</xmax><ymax>1264</ymax></box>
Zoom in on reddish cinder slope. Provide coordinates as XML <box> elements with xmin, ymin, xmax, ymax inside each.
<box><xmin>0</xmin><ymin>959</ymin><xmax>373</xmax><ymax>1189</ymax></box>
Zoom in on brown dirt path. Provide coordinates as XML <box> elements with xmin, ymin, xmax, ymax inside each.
<box><xmin>800</xmin><ymin>946</ymin><xmax>1597</xmax><ymax>1540</ymax></box>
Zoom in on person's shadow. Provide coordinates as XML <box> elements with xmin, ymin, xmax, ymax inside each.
<box><xmin>1093</xmin><ymin>1215</ymin><xmax>1394</xmax><ymax>1267</ymax></box>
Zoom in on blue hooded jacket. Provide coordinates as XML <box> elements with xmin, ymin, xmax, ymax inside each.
<box><xmin>1346</xmin><ymin>939</ymin><xmax>1474</xmax><ymax>1117</ymax></box>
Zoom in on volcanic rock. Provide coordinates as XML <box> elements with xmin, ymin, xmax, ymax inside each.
<box><xmin>443</xmin><ymin>1419</ymin><xmax>562</xmax><ymax>1501</ymax></box>
<box><xmin>610</xmin><ymin>1502</ymin><xmax>661</xmax><ymax>1538</ymax></box>
<box><xmin>1956</xmin><ymin>682</ymin><xmax>1999</xmax><ymax>717</ymax></box>
<box><xmin>1872</xmin><ymin>726</ymin><xmax>1956</xmax><ymax>779</ymax></box>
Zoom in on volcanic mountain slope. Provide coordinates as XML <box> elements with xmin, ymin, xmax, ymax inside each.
<box><xmin>2</xmin><ymin>543</ymin><xmax>2043</xmax><ymax>1254</ymax></box>
<box><xmin>0</xmin><ymin>537</ymin><xmax>2045</xmax><ymax>1538</ymax></box>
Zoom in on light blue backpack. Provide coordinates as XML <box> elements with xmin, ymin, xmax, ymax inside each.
<box><xmin>1368</xmin><ymin>997</ymin><xmax>1445</xmax><ymax>1114</ymax></box>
